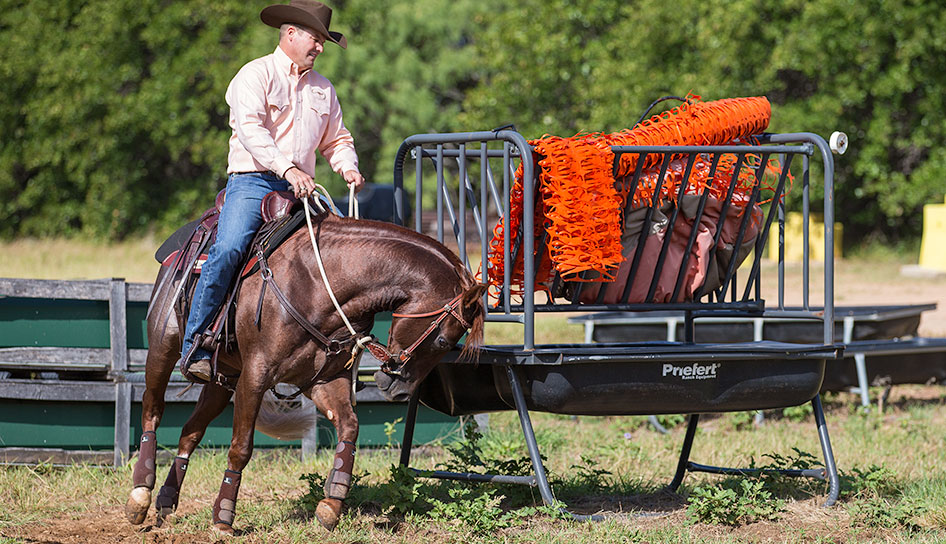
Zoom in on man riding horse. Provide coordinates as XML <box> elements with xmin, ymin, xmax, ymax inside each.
<box><xmin>181</xmin><ymin>0</ymin><xmax>365</xmax><ymax>384</ymax></box>
<box><xmin>125</xmin><ymin>2</ymin><xmax>486</xmax><ymax>533</ymax></box>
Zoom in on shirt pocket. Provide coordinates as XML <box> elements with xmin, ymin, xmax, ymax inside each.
<box><xmin>306</xmin><ymin>87</ymin><xmax>330</xmax><ymax>117</ymax></box>
<box><xmin>266</xmin><ymin>91</ymin><xmax>289</xmax><ymax>122</ymax></box>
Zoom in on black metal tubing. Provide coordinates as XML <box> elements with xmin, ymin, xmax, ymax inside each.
<box><xmin>741</xmin><ymin>154</ymin><xmax>795</xmax><ymax>301</ymax></box>
<box><xmin>619</xmin><ymin>153</ymin><xmax>665</xmax><ymax>303</ymax></box>
<box><xmin>812</xmin><ymin>394</ymin><xmax>840</xmax><ymax>506</ymax></box>
<box><xmin>668</xmin><ymin>414</ymin><xmax>700</xmax><ymax>491</ymax></box>
<box><xmin>687</xmin><ymin>464</ymin><xmax>827</xmax><ymax>480</ymax></box>
<box><xmin>695</xmin><ymin>154</ymin><xmax>744</xmax><ymax>301</ymax></box>
<box><xmin>505</xmin><ymin>366</ymin><xmax>604</xmax><ymax>521</ymax></box>
<box><xmin>410</xmin><ymin>469</ymin><xmax>537</xmax><ymax>486</ymax></box>
<box><xmin>667</xmin><ymin>396</ymin><xmax>839</xmax><ymax>507</ymax></box>
<box><xmin>648</xmin><ymin>154</ymin><xmax>699</xmax><ymax>302</ymax></box>
<box><xmin>671</xmin><ymin>154</ymin><xmax>722</xmax><ymax>302</ymax></box>
<box><xmin>716</xmin><ymin>153</ymin><xmax>770</xmax><ymax>299</ymax></box>
<box><xmin>501</xmin><ymin>300</ymin><xmax>765</xmax><ymax>314</ymax></box>
<box><xmin>398</xmin><ymin>391</ymin><xmax>421</xmax><ymax>468</ymax></box>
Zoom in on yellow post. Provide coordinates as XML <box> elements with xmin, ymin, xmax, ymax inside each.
<box><xmin>918</xmin><ymin>196</ymin><xmax>946</xmax><ymax>272</ymax></box>
<box><xmin>767</xmin><ymin>212</ymin><xmax>843</xmax><ymax>262</ymax></box>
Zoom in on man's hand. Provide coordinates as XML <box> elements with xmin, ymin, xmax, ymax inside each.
<box><xmin>285</xmin><ymin>167</ymin><xmax>316</xmax><ymax>198</ymax></box>
<box><xmin>343</xmin><ymin>170</ymin><xmax>365</xmax><ymax>194</ymax></box>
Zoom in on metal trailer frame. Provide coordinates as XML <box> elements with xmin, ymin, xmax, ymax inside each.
<box><xmin>391</xmin><ymin>129</ymin><xmax>844</xmax><ymax>518</ymax></box>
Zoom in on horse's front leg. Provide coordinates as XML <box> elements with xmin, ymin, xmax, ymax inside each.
<box><xmin>125</xmin><ymin>342</ymin><xmax>177</xmax><ymax>525</ymax></box>
<box><xmin>310</xmin><ymin>377</ymin><xmax>359</xmax><ymax>532</ymax></box>
<box><xmin>154</xmin><ymin>381</ymin><xmax>234</xmax><ymax>525</ymax></box>
<box><xmin>211</xmin><ymin>374</ymin><xmax>267</xmax><ymax>535</ymax></box>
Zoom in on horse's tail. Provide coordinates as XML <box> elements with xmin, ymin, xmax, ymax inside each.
<box><xmin>254</xmin><ymin>389</ymin><xmax>319</xmax><ymax>441</ymax></box>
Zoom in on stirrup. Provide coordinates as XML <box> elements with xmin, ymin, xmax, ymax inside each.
<box><xmin>184</xmin><ymin>358</ymin><xmax>212</xmax><ymax>384</ymax></box>
<box><xmin>179</xmin><ymin>340</ymin><xmax>212</xmax><ymax>384</ymax></box>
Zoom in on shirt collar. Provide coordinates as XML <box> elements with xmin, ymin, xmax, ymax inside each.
<box><xmin>273</xmin><ymin>46</ymin><xmax>309</xmax><ymax>77</ymax></box>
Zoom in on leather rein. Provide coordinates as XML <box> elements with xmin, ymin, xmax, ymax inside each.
<box><xmin>254</xmin><ymin>246</ymin><xmax>470</xmax><ymax>400</ymax></box>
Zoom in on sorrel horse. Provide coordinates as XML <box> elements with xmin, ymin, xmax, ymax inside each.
<box><xmin>124</xmin><ymin>212</ymin><xmax>485</xmax><ymax>534</ymax></box>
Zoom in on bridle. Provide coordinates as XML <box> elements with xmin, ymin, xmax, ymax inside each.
<box><xmin>366</xmin><ymin>292</ymin><xmax>470</xmax><ymax>377</ymax></box>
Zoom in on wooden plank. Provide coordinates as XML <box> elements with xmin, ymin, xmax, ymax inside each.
<box><xmin>109</xmin><ymin>279</ymin><xmax>128</xmax><ymax>373</ymax></box>
<box><xmin>0</xmin><ymin>448</ymin><xmax>191</xmax><ymax>466</ymax></box>
<box><xmin>0</xmin><ymin>379</ymin><xmax>199</xmax><ymax>402</ymax></box>
<box><xmin>0</xmin><ymin>347</ymin><xmax>146</xmax><ymax>371</ymax></box>
<box><xmin>0</xmin><ymin>380</ymin><xmax>116</xmax><ymax>401</ymax></box>
<box><xmin>0</xmin><ymin>377</ymin><xmax>391</xmax><ymax>405</ymax></box>
<box><xmin>0</xmin><ymin>278</ymin><xmax>110</xmax><ymax>300</ymax></box>
<box><xmin>0</xmin><ymin>347</ymin><xmax>110</xmax><ymax>371</ymax></box>
<box><xmin>114</xmin><ymin>382</ymin><xmax>132</xmax><ymax>467</ymax></box>
<box><xmin>127</xmin><ymin>282</ymin><xmax>154</xmax><ymax>303</ymax></box>
<box><xmin>130</xmin><ymin>349</ymin><xmax>148</xmax><ymax>366</ymax></box>
<box><xmin>0</xmin><ymin>277</ymin><xmax>155</xmax><ymax>303</ymax></box>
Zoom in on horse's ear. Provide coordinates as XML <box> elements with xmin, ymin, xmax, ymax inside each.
<box><xmin>462</xmin><ymin>283</ymin><xmax>487</xmax><ymax>309</ymax></box>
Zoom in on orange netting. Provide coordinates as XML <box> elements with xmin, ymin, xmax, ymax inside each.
<box><xmin>486</xmin><ymin>95</ymin><xmax>780</xmax><ymax>297</ymax></box>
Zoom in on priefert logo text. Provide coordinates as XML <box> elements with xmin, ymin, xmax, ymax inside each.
<box><xmin>662</xmin><ymin>362</ymin><xmax>719</xmax><ymax>380</ymax></box>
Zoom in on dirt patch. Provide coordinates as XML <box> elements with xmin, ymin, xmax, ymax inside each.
<box><xmin>0</xmin><ymin>494</ymin><xmax>912</xmax><ymax>544</ymax></box>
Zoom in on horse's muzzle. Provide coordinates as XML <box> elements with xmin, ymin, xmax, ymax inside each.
<box><xmin>373</xmin><ymin>370</ymin><xmax>412</xmax><ymax>402</ymax></box>
<box><xmin>373</xmin><ymin>370</ymin><xmax>393</xmax><ymax>392</ymax></box>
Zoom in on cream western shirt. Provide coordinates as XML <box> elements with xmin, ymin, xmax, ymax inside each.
<box><xmin>225</xmin><ymin>46</ymin><xmax>359</xmax><ymax>178</ymax></box>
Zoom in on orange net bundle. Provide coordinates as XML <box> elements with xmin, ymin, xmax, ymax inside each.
<box><xmin>486</xmin><ymin>95</ymin><xmax>776</xmax><ymax>298</ymax></box>
<box><xmin>634</xmin><ymin>152</ymin><xmax>786</xmax><ymax>211</ymax></box>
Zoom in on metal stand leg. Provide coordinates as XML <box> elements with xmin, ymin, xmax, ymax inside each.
<box><xmin>505</xmin><ymin>366</ymin><xmax>603</xmax><ymax>522</ymax></box>
<box><xmin>668</xmin><ymin>414</ymin><xmax>700</xmax><ymax>491</ymax></box>
<box><xmin>647</xmin><ymin>415</ymin><xmax>670</xmax><ymax>434</ymax></box>
<box><xmin>812</xmin><ymin>394</ymin><xmax>840</xmax><ymax>506</ymax></box>
<box><xmin>399</xmin><ymin>391</ymin><xmax>421</xmax><ymax>467</ymax></box>
<box><xmin>853</xmin><ymin>353</ymin><xmax>870</xmax><ymax>409</ymax></box>
<box><xmin>504</xmin><ymin>367</ymin><xmax>555</xmax><ymax>506</ymax></box>
<box><xmin>678</xmin><ymin>399</ymin><xmax>839</xmax><ymax>506</ymax></box>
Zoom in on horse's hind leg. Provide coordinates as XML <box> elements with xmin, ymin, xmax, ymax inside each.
<box><xmin>210</xmin><ymin>372</ymin><xmax>268</xmax><ymax>535</ymax></box>
<box><xmin>309</xmin><ymin>377</ymin><xmax>359</xmax><ymax>532</ymax></box>
<box><xmin>125</xmin><ymin>340</ymin><xmax>178</xmax><ymax>525</ymax></box>
<box><xmin>154</xmin><ymin>382</ymin><xmax>234</xmax><ymax>525</ymax></box>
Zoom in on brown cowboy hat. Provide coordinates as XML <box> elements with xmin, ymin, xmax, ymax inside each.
<box><xmin>260</xmin><ymin>0</ymin><xmax>347</xmax><ymax>49</ymax></box>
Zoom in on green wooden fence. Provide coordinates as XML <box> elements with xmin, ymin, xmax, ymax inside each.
<box><xmin>0</xmin><ymin>278</ymin><xmax>460</xmax><ymax>466</ymax></box>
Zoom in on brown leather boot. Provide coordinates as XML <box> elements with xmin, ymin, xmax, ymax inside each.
<box><xmin>182</xmin><ymin>357</ymin><xmax>212</xmax><ymax>384</ymax></box>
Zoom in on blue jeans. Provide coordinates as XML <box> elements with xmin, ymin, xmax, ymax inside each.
<box><xmin>181</xmin><ymin>172</ymin><xmax>290</xmax><ymax>361</ymax></box>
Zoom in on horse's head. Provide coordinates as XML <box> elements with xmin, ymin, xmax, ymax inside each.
<box><xmin>373</xmin><ymin>282</ymin><xmax>486</xmax><ymax>402</ymax></box>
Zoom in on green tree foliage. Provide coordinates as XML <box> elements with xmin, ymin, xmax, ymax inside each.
<box><xmin>461</xmin><ymin>0</ymin><xmax>946</xmax><ymax>242</ymax></box>
<box><xmin>312</xmin><ymin>0</ymin><xmax>488</xmax><ymax>189</ymax></box>
<box><xmin>1</xmin><ymin>0</ymin><xmax>943</xmax><ymax>242</ymax></box>
<box><xmin>0</xmin><ymin>1</ymin><xmax>268</xmax><ymax>238</ymax></box>
<box><xmin>0</xmin><ymin>0</ymin><xmax>485</xmax><ymax>238</ymax></box>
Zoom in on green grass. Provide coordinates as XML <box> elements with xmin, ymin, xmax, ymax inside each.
<box><xmin>1</xmin><ymin>389</ymin><xmax>945</xmax><ymax>542</ymax></box>
<box><xmin>1</xmin><ymin>239</ymin><xmax>945</xmax><ymax>542</ymax></box>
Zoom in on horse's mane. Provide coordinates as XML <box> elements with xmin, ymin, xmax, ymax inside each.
<box><xmin>325</xmin><ymin>217</ymin><xmax>485</xmax><ymax>358</ymax></box>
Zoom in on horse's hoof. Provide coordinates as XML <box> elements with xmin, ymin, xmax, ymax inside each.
<box><xmin>154</xmin><ymin>486</ymin><xmax>179</xmax><ymax>519</ymax></box>
<box><xmin>315</xmin><ymin>498</ymin><xmax>342</xmax><ymax>531</ymax></box>
<box><xmin>124</xmin><ymin>487</ymin><xmax>152</xmax><ymax>525</ymax></box>
<box><xmin>213</xmin><ymin>522</ymin><xmax>235</xmax><ymax>536</ymax></box>
<box><xmin>154</xmin><ymin>506</ymin><xmax>174</xmax><ymax>527</ymax></box>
